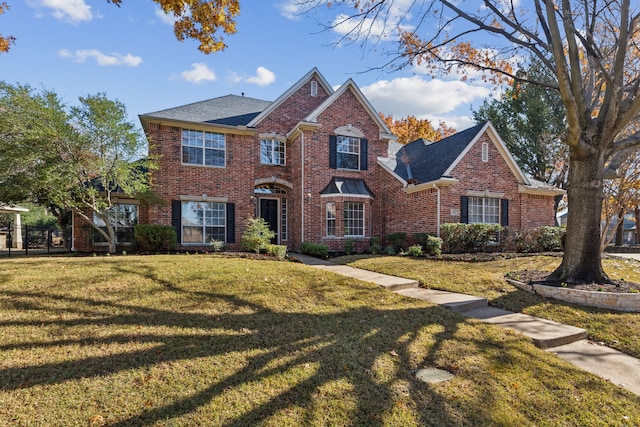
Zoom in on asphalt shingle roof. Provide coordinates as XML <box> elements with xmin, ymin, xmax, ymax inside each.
<box><xmin>140</xmin><ymin>94</ymin><xmax>272</xmax><ymax>126</ymax></box>
<box><xmin>393</xmin><ymin>122</ymin><xmax>487</xmax><ymax>183</ymax></box>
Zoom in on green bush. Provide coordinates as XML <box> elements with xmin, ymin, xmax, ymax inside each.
<box><xmin>405</xmin><ymin>244</ymin><xmax>423</xmax><ymax>257</ymax></box>
<box><xmin>424</xmin><ymin>235</ymin><xmax>443</xmax><ymax>256</ymax></box>
<box><xmin>344</xmin><ymin>239</ymin><xmax>355</xmax><ymax>255</ymax></box>
<box><xmin>412</xmin><ymin>233</ymin><xmax>430</xmax><ymax>248</ymax></box>
<box><xmin>134</xmin><ymin>225</ymin><xmax>177</xmax><ymax>251</ymax></box>
<box><xmin>300</xmin><ymin>242</ymin><xmax>328</xmax><ymax>259</ymax></box>
<box><xmin>383</xmin><ymin>245</ymin><xmax>396</xmax><ymax>255</ymax></box>
<box><xmin>440</xmin><ymin>223</ymin><xmax>504</xmax><ymax>253</ymax></box>
<box><xmin>385</xmin><ymin>232</ymin><xmax>407</xmax><ymax>252</ymax></box>
<box><xmin>265</xmin><ymin>244</ymin><xmax>287</xmax><ymax>259</ymax></box>
<box><xmin>210</xmin><ymin>239</ymin><xmax>225</xmax><ymax>252</ymax></box>
<box><xmin>369</xmin><ymin>243</ymin><xmax>382</xmax><ymax>254</ymax></box>
<box><xmin>241</xmin><ymin>217</ymin><xmax>275</xmax><ymax>254</ymax></box>
<box><xmin>514</xmin><ymin>226</ymin><xmax>564</xmax><ymax>253</ymax></box>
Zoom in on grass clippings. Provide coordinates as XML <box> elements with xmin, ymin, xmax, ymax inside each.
<box><xmin>0</xmin><ymin>254</ymin><xmax>639</xmax><ymax>426</ymax></box>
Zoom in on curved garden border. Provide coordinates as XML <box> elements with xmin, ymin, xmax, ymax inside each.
<box><xmin>505</xmin><ymin>278</ymin><xmax>640</xmax><ymax>312</ymax></box>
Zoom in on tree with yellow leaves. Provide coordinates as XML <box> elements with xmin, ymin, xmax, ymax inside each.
<box><xmin>379</xmin><ymin>113</ymin><xmax>455</xmax><ymax>144</ymax></box>
<box><xmin>0</xmin><ymin>0</ymin><xmax>239</xmax><ymax>54</ymax></box>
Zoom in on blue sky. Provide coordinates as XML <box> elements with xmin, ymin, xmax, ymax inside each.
<box><xmin>1</xmin><ymin>1</ymin><xmax>495</xmax><ymax>131</ymax></box>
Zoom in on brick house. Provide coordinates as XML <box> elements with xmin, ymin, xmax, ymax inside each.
<box><xmin>71</xmin><ymin>68</ymin><xmax>563</xmax><ymax>252</ymax></box>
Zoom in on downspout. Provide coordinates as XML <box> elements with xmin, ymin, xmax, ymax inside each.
<box><xmin>432</xmin><ymin>183</ymin><xmax>441</xmax><ymax>237</ymax></box>
<box><xmin>300</xmin><ymin>129</ymin><xmax>305</xmax><ymax>243</ymax></box>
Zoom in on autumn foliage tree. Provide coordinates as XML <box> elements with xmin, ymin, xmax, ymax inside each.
<box><xmin>379</xmin><ymin>113</ymin><xmax>455</xmax><ymax>144</ymax></box>
<box><xmin>307</xmin><ymin>0</ymin><xmax>640</xmax><ymax>285</ymax></box>
<box><xmin>1</xmin><ymin>0</ymin><xmax>239</xmax><ymax>54</ymax></box>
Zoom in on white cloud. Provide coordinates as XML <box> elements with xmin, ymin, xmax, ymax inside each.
<box><xmin>179</xmin><ymin>63</ymin><xmax>217</xmax><ymax>83</ymax></box>
<box><xmin>245</xmin><ymin>67</ymin><xmax>276</xmax><ymax>87</ymax></box>
<box><xmin>30</xmin><ymin>0</ymin><xmax>93</xmax><ymax>23</ymax></box>
<box><xmin>58</xmin><ymin>49</ymin><xmax>142</xmax><ymax>67</ymax></box>
<box><xmin>277</xmin><ymin>1</ymin><xmax>305</xmax><ymax>20</ymax></box>
<box><xmin>155</xmin><ymin>7</ymin><xmax>178</xmax><ymax>26</ymax></box>
<box><xmin>362</xmin><ymin>76</ymin><xmax>491</xmax><ymax>128</ymax></box>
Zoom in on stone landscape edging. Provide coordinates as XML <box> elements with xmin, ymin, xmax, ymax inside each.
<box><xmin>505</xmin><ymin>278</ymin><xmax>640</xmax><ymax>312</ymax></box>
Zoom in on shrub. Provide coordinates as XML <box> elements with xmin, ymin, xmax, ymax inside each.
<box><xmin>344</xmin><ymin>239</ymin><xmax>355</xmax><ymax>255</ymax></box>
<box><xmin>369</xmin><ymin>243</ymin><xmax>382</xmax><ymax>255</ymax></box>
<box><xmin>265</xmin><ymin>244</ymin><xmax>287</xmax><ymax>259</ymax></box>
<box><xmin>413</xmin><ymin>233</ymin><xmax>430</xmax><ymax>248</ymax></box>
<box><xmin>385</xmin><ymin>232</ymin><xmax>407</xmax><ymax>252</ymax></box>
<box><xmin>383</xmin><ymin>245</ymin><xmax>396</xmax><ymax>255</ymax></box>
<box><xmin>241</xmin><ymin>217</ymin><xmax>275</xmax><ymax>254</ymax></box>
<box><xmin>134</xmin><ymin>225</ymin><xmax>177</xmax><ymax>252</ymax></box>
<box><xmin>300</xmin><ymin>242</ymin><xmax>328</xmax><ymax>259</ymax></box>
<box><xmin>405</xmin><ymin>244</ymin><xmax>423</xmax><ymax>257</ymax></box>
<box><xmin>210</xmin><ymin>239</ymin><xmax>225</xmax><ymax>252</ymax></box>
<box><xmin>423</xmin><ymin>235</ymin><xmax>443</xmax><ymax>256</ymax></box>
<box><xmin>514</xmin><ymin>226</ymin><xmax>564</xmax><ymax>253</ymax></box>
<box><xmin>440</xmin><ymin>223</ymin><xmax>504</xmax><ymax>253</ymax></box>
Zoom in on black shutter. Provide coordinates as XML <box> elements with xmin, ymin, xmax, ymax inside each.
<box><xmin>329</xmin><ymin>135</ymin><xmax>337</xmax><ymax>169</ymax></box>
<box><xmin>501</xmin><ymin>198</ymin><xmax>509</xmax><ymax>226</ymax></box>
<box><xmin>460</xmin><ymin>196</ymin><xmax>469</xmax><ymax>224</ymax></box>
<box><xmin>226</xmin><ymin>203</ymin><xmax>235</xmax><ymax>243</ymax></box>
<box><xmin>360</xmin><ymin>138</ymin><xmax>368</xmax><ymax>170</ymax></box>
<box><xmin>171</xmin><ymin>200</ymin><xmax>181</xmax><ymax>243</ymax></box>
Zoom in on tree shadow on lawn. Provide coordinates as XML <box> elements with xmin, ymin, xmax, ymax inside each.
<box><xmin>0</xmin><ymin>261</ymin><xmax>635</xmax><ymax>426</ymax></box>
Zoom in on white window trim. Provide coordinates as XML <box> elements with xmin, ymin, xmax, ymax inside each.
<box><xmin>481</xmin><ymin>142</ymin><xmax>489</xmax><ymax>162</ymax></box>
<box><xmin>343</xmin><ymin>201</ymin><xmax>365</xmax><ymax>237</ymax></box>
<box><xmin>326</xmin><ymin>202</ymin><xmax>336</xmax><ymax>237</ymax></box>
<box><xmin>468</xmin><ymin>197</ymin><xmax>500</xmax><ymax>224</ymax></box>
<box><xmin>336</xmin><ymin>135</ymin><xmax>360</xmax><ymax>171</ymax></box>
<box><xmin>181</xmin><ymin>129</ymin><xmax>226</xmax><ymax>168</ymax></box>
<box><xmin>260</xmin><ymin>138</ymin><xmax>286</xmax><ymax>166</ymax></box>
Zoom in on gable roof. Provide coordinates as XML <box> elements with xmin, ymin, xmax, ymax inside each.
<box><xmin>140</xmin><ymin>94</ymin><xmax>272</xmax><ymax>127</ymax></box>
<box><xmin>304</xmin><ymin>79</ymin><xmax>393</xmax><ymax>137</ymax></box>
<box><xmin>247</xmin><ymin>68</ymin><xmax>334</xmax><ymax>127</ymax></box>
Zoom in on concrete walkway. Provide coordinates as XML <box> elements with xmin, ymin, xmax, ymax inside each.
<box><xmin>295</xmin><ymin>253</ymin><xmax>640</xmax><ymax>396</ymax></box>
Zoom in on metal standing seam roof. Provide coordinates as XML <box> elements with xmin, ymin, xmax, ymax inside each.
<box><xmin>140</xmin><ymin>94</ymin><xmax>273</xmax><ymax>126</ymax></box>
<box><xmin>320</xmin><ymin>177</ymin><xmax>374</xmax><ymax>197</ymax></box>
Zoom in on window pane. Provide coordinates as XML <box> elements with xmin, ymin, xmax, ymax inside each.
<box><xmin>326</xmin><ymin>202</ymin><xmax>336</xmax><ymax>236</ymax></box>
<box><xmin>260</xmin><ymin>140</ymin><xmax>273</xmax><ymax>164</ymax></box>
<box><xmin>182</xmin><ymin>129</ymin><xmax>225</xmax><ymax>166</ymax></box>
<box><xmin>344</xmin><ymin>202</ymin><xmax>364</xmax><ymax>236</ymax></box>
<box><xmin>337</xmin><ymin>136</ymin><xmax>359</xmax><ymax>170</ymax></box>
<box><xmin>468</xmin><ymin>197</ymin><xmax>499</xmax><ymax>224</ymax></box>
<box><xmin>260</xmin><ymin>139</ymin><xmax>285</xmax><ymax>165</ymax></box>
<box><xmin>93</xmin><ymin>204</ymin><xmax>138</xmax><ymax>244</ymax></box>
<box><xmin>182</xmin><ymin>201</ymin><xmax>226</xmax><ymax>244</ymax></box>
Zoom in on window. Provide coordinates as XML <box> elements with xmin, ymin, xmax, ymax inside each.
<box><xmin>482</xmin><ymin>142</ymin><xmax>489</xmax><ymax>162</ymax></box>
<box><xmin>182</xmin><ymin>129</ymin><xmax>225</xmax><ymax>167</ymax></box>
<box><xmin>326</xmin><ymin>202</ymin><xmax>336</xmax><ymax>236</ymax></box>
<box><xmin>468</xmin><ymin>197</ymin><xmax>500</xmax><ymax>224</ymax></box>
<box><xmin>181</xmin><ymin>201</ymin><xmax>226</xmax><ymax>244</ymax></box>
<box><xmin>260</xmin><ymin>139</ymin><xmax>285</xmax><ymax>165</ymax></box>
<box><xmin>343</xmin><ymin>202</ymin><xmax>364</xmax><ymax>236</ymax></box>
<box><xmin>311</xmin><ymin>80</ymin><xmax>318</xmax><ymax>97</ymax></box>
<box><xmin>93</xmin><ymin>204</ymin><xmax>138</xmax><ymax>244</ymax></box>
<box><xmin>337</xmin><ymin>136</ymin><xmax>360</xmax><ymax>170</ymax></box>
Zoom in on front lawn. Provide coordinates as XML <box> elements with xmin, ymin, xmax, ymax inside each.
<box><xmin>0</xmin><ymin>254</ymin><xmax>639</xmax><ymax>426</ymax></box>
<box><xmin>340</xmin><ymin>254</ymin><xmax>640</xmax><ymax>359</ymax></box>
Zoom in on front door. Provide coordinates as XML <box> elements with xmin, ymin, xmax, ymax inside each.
<box><xmin>259</xmin><ymin>198</ymin><xmax>278</xmax><ymax>244</ymax></box>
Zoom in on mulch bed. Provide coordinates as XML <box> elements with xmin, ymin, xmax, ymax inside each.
<box><xmin>506</xmin><ymin>269</ymin><xmax>640</xmax><ymax>293</ymax></box>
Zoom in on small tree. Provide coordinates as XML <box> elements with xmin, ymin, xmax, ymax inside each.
<box><xmin>241</xmin><ymin>217</ymin><xmax>275</xmax><ymax>254</ymax></box>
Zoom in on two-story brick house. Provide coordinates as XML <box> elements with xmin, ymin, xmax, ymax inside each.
<box><xmin>71</xmin><ymin>68</ymin><xmax>563</xmax><ymax>252</ymax></box>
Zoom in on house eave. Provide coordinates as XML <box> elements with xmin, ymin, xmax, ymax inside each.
<box><xmin>139</xmin><ymin>115</ymin><xmax>258</xmax><ymax>136</ymax></box>
<box><xmin>518</xmin><ymin>184</ymin><xmax>566</xmax><ymax>196</ymax></box>
<box><xmin>403</xmin><ymin>178</ymin><xmax>459</xmax><ymax>194</ymax></box>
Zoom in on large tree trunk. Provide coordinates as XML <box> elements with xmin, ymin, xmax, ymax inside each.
<box><xmin>549</xmin><ymin>148</ymin><xmax>610</xmax><ymax>284</ymax></box>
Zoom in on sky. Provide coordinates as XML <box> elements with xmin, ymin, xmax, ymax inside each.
<box><xmin>1</xmin><ymin>1</ymin><xmax>497</xmax><ymax>131</ymax></box>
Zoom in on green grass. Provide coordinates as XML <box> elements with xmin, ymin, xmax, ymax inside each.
<box><xmin>0</xmin><ymin>254</ymin><xmax>639</xmax><ymax>426</ymax></box>
<box><xmin>339</xmin><ymin>254</ymin><xmax>640</xmax><ymax>360</ymax></box>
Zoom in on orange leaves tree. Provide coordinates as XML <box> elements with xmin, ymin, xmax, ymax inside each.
<box><xmin>307</xmin><ymin>0</ymin><xmax>640</xmax><ymax>284</ymax></box>
<box><xmin>379</xmin><ymin>113</ymin><xmax>455</xmax><ymax>144</ymax></box>
<box><xmin>1</xmin><ymin>0</ymin><xmax>240</xmax><ymax>54</ymax></box>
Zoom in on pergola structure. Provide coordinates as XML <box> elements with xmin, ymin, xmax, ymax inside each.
<box><xmin>0</xmin><ymin>204</ymin><xmax>28</xmax><ymax>249</ymax></box>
